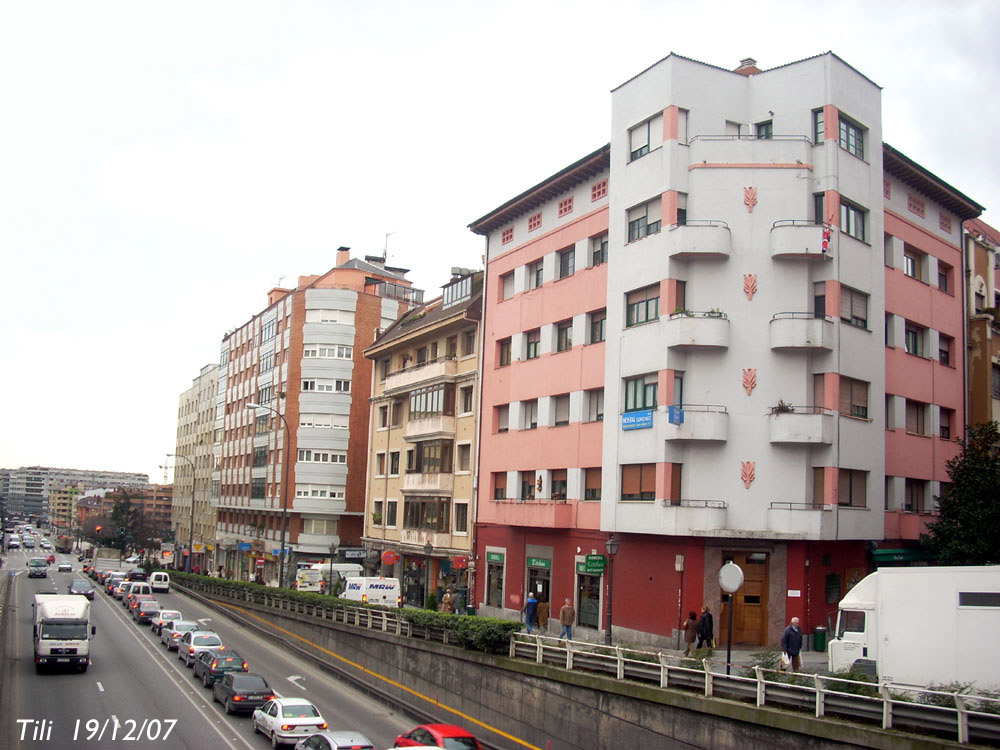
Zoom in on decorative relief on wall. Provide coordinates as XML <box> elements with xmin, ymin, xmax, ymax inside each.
<box><xmin>742</xmin><ymin>369</ymin><xmax>757</xmax><ymax>396</ymax></box>
<box><xmin>744</xmin><ymin>186</ymin><xmax>757</xmax><ymax>213</ymax></box>
<box><xmin>741</xmin><ymin>461</ymin><xmax>756</xmax><ymax>489</ymax></box>
<box><xmin>743</xmin><ymin>273</ymin><xmax>757</xmax><ymax>300</ymax></box>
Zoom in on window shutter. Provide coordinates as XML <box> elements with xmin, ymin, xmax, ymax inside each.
<box><xmin>585</xmin><ymin>468</ymin><xmax>601</xmax><ymax>491</ymax></box>
<box><xmin>627</xmin><ymin>204</ymin><xmax>646</xmax><ymax>224</ymax></box>
<box><xmin>852</xmin><ymin>471</ymin><xmax>866</xmax><ymax>505</ymax></box>
<box><xmin>621</xmin><ymin>465</ymin><xmax>640</xmax><ymax>495</ymax></box>
<box><xmin>640</xmin><ymin>464</ymin><xmax>656</xmax><ymax>495</ymax></box>
<box><xmin>649</xmin><ymin>114</ymin><xmax>664</xmax><ymax>150</ymax></box>
<box><xmin>839</xmin><ymin>377</ymin><xmax>851</xmax><ymax>415</ymax></box>
<box><xmin>840</xmin><ymin>288</ymin><xmax>852</xmax><ymax>320</ymax></box>
<box><xmin>630</xmin><ymin>123</ymin><xmax>648</xmax><ymax>152</ymax></box>
<box><xmin>646</xmin><ymin>198</ymin><xmax>662</xmax><ymax>224</ymax></box>
<box><xmin>555</xmin><ymin>396</ymin><xmax>569</xmax><ymax>424</ymax></box>
<box><xmin>497</xmin><ymin>406</ymin><xmax>509</xmax><ymax>431</ymax></box>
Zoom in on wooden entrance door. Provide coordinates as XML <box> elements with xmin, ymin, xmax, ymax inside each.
<box><xmin>718</xmin><ymin>551</ymin><xmax>769</xmax><ymax>646</ymax></box>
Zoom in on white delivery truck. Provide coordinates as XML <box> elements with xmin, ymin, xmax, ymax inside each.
<box><xmin>828</xmin><ymin>566</ymin><xmax>1000</xmax><ymax>689</ymax></box>
<box><xmin>294</xmin><ymin>568</ymin><xmax>325</xmax><ymax>592</ymax></box>
<box><xmin>92</xmin><ymin>547</ymin><xmax>123</xmax><ymax>574</ymax></box>
<box><xmin>342</xmin><ymin>577</ymin><xmax>401</xmax><ymax>607</ymax></box>
<box><xmin>32</xmin><ymin>594</ymin><xmax>96</xmax><ymax>673</ymax></box>
<box><xmin>308</xmin><ymin>563</ymin><xmax>363</xmax><ymax>596</ymax></box>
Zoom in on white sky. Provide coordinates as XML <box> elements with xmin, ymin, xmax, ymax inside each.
<box><xmin>2</xmin><ymin>0</ymin><xmax>997</xmax><ymax>483</ymax></box>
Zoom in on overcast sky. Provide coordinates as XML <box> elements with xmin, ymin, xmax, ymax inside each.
<box><xmin>2</xmin><ymin>0</ymin><xmax>997</xmax><ymax>484</ymax></box>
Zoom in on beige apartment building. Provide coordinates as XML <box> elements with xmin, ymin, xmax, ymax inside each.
<box><xmin>173</xmin><ymin>363</ymin><xmax>220</xmax><ymax>572</ymax></box>
<box><xmin>363</xmin><ymin>270</ymin><xmax>482</xmax><ymax>608</ymax></box>
<box><xmin>48</xmin><ymin>484</ymin><xmax>83</xmax><ymax>536</ymax></box>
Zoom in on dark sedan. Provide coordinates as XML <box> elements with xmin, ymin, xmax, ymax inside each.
<box><xmin>212</xmin><ymin>672</ymin><xmax>273</xmax><ymax>715</ymax></box>
<box><xmin>68</xmin><ymin>579</ymin><xmax>96</xmax><ymax>600</ymax></box>
<box><xmin>192</xmin><ymin>649</ymin><xmax>248</xmax><ymax>687</ymax></box>
<box><xmin>133</xmin><ymin>599</ymin><xmax>161</xmax><ymax>624</ymax></box>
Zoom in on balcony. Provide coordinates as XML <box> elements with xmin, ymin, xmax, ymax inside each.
<box><xmin>688</xmin><ymin>134</ymin><xmax>813</xmax><ymax>167</ymax></box>
<box><xmin>657</xmin><ymin>499</ymin><xmax>728</xmax><ymax>536</ymax></box>
<box><xmin>884</xmin><ymin>509</ymin><xmax>936</xmax><ymax>540</ymax></box>
<box><xmin>488</xmin><ymin>498</ymin><xmax>576</xmax><ymax>528</ymax></box>
<box><xmin>664</xmin><ymin>221</ymin><xmax>732</xmax><ymax>259</ymax></box>
<box><xmin>383</xmin><ymin>356</ymin><xmax>457</xmax><ymax>394</ymax></box>
<box><xmin>664</xmin><ymin>405</ymin><xmax>728</xmax><ymax>441</ymax></box>
<box><xmin>665</xmin><ymin>311</ymin><xmax>729</xmax><ymax>348</ymax></box>
<box><xmin>292</xmin><ymin>495</ymin><xmax>347</xmax><ymax>514</ymax></box>
<box><xmin>767</xmin><ymin>502</ymin><xmax>836</xmax><ymax>538</ymax></box>
<box><xmin>768</xmin><ymin>406</ymin><xmax>834</xmax><ymax>444</ymax></box>
<box><xmin>769</xmin><ymin>313</ymin><xmax>834</xmax><ymax>350</ymax></box>
<box><xmin>402</xmin><ymin>472</ymin><xmax>454</xmax><ymax>494</ymax></box>
<box><xmin>400</xmin><ymin>529</ymin><xmax>455</xmax><ymax>549</ymax></box>
<box><xmin>404</xmin><ymin>415</ymin><xmax>457</xmax><ymax>441</ymax></box>
<box><xmin>770</xmin><ymin>221</ymin><xmax>834</xmax><ymax>260</ymax></box>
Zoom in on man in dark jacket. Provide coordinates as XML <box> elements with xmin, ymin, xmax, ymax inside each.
<box><xmin>696</xmin><ymin>604</ymin><xmax>714</xmax><ymax>649</ymax></box>
<box><xmin>524</xmin><ymin>592</ymin><xmax>539</xmax><ymax>634</ymax></box>
<box><xmin>781</xmin><ymin>617</ymin><xmax>803</xmax><ymax>672</ymax></box>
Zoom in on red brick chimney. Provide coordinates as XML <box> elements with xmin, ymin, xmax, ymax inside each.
<box><xmin>734</xmin><ymin>57</ymin><xmax>761</xmax><ymax>76</ymax></box>
<box><xmin>336</xmin><ymin>246</ymin><xmax>351</xmax><ymax>266</ymax></box>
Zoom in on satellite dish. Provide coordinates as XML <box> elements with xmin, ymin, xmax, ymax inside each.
<box><xmin>719</xmin><ymin>561</ymin><xmax>745</xmax><ymax>593</ymax></box>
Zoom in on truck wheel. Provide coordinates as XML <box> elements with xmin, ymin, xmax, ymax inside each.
<box><xmin>79</xmin><ymin>663</ymin><xmax>88</xmax><ymax>673</ymax></box>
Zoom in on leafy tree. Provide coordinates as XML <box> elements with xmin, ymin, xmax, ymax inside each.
<box><xmin>922</xmin><ymin>422</ymin><xmax>1000</xmax><ymax>564</ymax></box>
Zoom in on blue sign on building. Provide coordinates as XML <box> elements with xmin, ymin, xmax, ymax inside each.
<box><xmin>668</xmin><ymin>405</ymin><xmax>684</xmax><ymax>425</ymax></box>
<box><xmin>622</xmin><ymin>409</ymin><xmax>654</xmax><ymax>431</ymax></box>
<box><xmin>237</xmin><ymin>542</ymin><xmax>252</xmax><ymax>551</ymax></box>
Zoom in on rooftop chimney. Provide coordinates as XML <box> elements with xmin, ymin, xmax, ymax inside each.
<box><xmin>734</xmin><ymin>57</ymin><xmax>761</xmax><ymax>76</ymax></box>
<box><xmin>336</xmin><ymin>246</ymin><xmax>351</xmax><ymax>266</ymax></box>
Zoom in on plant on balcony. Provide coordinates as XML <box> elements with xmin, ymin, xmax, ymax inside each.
<box><xmin>371</xmin><ymin>512</ymin><xmax>383</xmax><ymax>525</ymax></box>
<box><xmin>672</xmin><ymin>308</ymin><xmax>693</xmax><ymax>317</ymax></box>
<box><xmin>706</xmin><ymin>308</ymin><xmax>726</xmax><ymax>318</ymax></box>
<box><xmin>771</xmin><ymin>400</ymin><xmax>795</xmax><ymax>415</ymax></box>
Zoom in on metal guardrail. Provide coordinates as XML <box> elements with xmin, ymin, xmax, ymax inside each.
<box><xmin>185</xmin><ymin>580</ymin><xmax>1000</xmax><ymax>746</ymax></box>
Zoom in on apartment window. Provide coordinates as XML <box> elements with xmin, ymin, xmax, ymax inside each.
<box><xmin>904</xmin><ymin>322</ymin><xmax>926</xmax><ymax>357</ymax></box>
<box><xmin>558</xmin><ymin>196</ymin><xmax>574</xmax><ymax>217</ymax></box>
<box><xmin>303</xmin><ymin>345</ymin><xmax>353</xmax><ymax>359</ymax></box>
<box><xmin>939</xmin><ymin>335</ymin><xmax>953</xmax><ymax>366</ymax></box>
<box><xmin>838</xmin><ymin>469</ymin><xmax>867</xmax><ymax>507</ymax></box>
<box><xmin>584</xmin><ymin>468</ymin><xmax>602</xmax><ymax>500</ymax></box>
<box><xmin>586</xmin><ymin>388</ymin><xmax>604</xmax><ymax>422</ymax></box>
<box><xmin>840</xmin><ymin>200</ymin><xmax>867</xmax><ymax>242</ymax></box>
<box><xmin>591</xmin><ymin>233</ymin><xmax>608</xmax><ymax>266</ymax></box>
<box><xmin>300</xmin><ymin>413</ymin><xmax>347</xmax><ymax>430</ymax></box>
<box><xmin>905</xmin><ymin>400</ymin><xmax>928</xmax><ymax>435</ymax></box>
<box><xmin>453</xmin><ymin>502</ymin><xmax>468</xmax><ymax>533</ymax></box>
<box><xmin>626</xmin><ymin>285</ymin><xmax>659</xmax><ymax>327</ymax></box>
<box><xmin>528</xmin><ymin>212</ymin><xmax>541</xmax><ymax>231</ymax></box>
<box><xmin>252</xmin><ymin>447</ymin><xmax>268</xmax><ymax>467</ymax></box>
<box><xmin>261</xmin><ymin>319</ymin><xmax>276</xmax><ymax>341</ymax></box>
<box><xmin>403</xmin><ymin>497</ymin><xmax>451</xmax><ymax>532</ymax></box>
<box><xmin>755</xmin><ymin>120</ymin><xmax>773</xmax><ymax>139</ymax></box>
<box><xmin>907</xmin><ymin>194</ymin><xmax>926</xmax><ymax>218</ymax></box>
<box><xmin>407</xmin><ymin>440</ymin><xmax>453</xmax><ymax>474</ymax></box>
<box><xmin>500</xmin><ymin>272</ymin><xmax>514</xmax><ymax>301</ymax></box>
<box><xmin>257</xmin><ymin>384</ymin><xmax>272</xmax><ymax>404</ymax></box>
<box><xmin>251</xmin><ymin>477</ymin><xmax>266</xmax><ymax>499</ymax></box>
<box><xmin>375</xmin><ymin>453</ymin><xmax>386</xmax><ymax>476</ymax></box>
<box><xmin>378</xmin><ymin>357</ymin><xmax>390</xmax><ymax>381</ymax></box>
<box><xmin>812</xmin><ymin>108</ymin><xmax>824</xmax><ymax>144</ymax></box>
<box><xmin>460</xmin><ymin>385</ymin><xmax>474</xmax><ymax>414</ymax></box>
<box><xmin>629</xmin><ymin>114</ymin><xmax>662</xmax><ymax>160</ymax></box>
<box><xmin>297</xmin><ymin>449</ymin><xmax>347</xmax><ymax>464</ymax></box>
<box><xmin>305</xmin><ymin>309</ymin><xmax>353</xmax><ymax>325</ymax></box>
<box><xmin>840</xmin><ymin>286</ymin><xmax>869</xmax><ymax>329</ymax></box>
<box><xmin>301</xmin><ymin>379</ymin><xmax>350</xmax><ymax>393</ymax></box>
<box><xmin>446</xmin><ymin>336</ymin><xmax>458</xmax><ymax>358</ymax></box>
<box><xmin>624</xmin><ymin>374</ymin><xmax>658</xmax><ymax>412</ymax></box>
<box><xmin>938</xmin><ymin>263</ymin><xmax>952</xmax><ymax>293</ymax></box>
<box><xmin>553</xmin><ymin>395</ymin><xmax>570</xmax><ymax>426</ymax></box>
<box><xmin>838</xmin><ymin>115</ymin><xmax>865</xmax><ymax>159</ymax></box>
<box><xmin>528</xmin><ymin>260</ymin><xmax>543</xmax><ymax>289</ymax></box>
<box><xmin>389</xmin><ymin>451</ymin><xmax>400</xmax><ymax>475</ymax></box>
<box><xmin>498</xmin><ymin>338</ymin><xmax>511</xmax><ymax>367</ymax></box>
<box><xmin>493</xmin><ymin>472</ymin><xmax>507</xmax><ymax>500</ymax></box>
<box><xmin>558</xmin><ymin>247</ymin><xmax>575</xmax><ymax>279</ymax></box>
<box><xmin>589</xmin><ymin>309</ymin><xmax>606</xmax><ymax>343</ymax></box>
<box><xmin>813</xmin><ymin>193</ymin><xmax>826</xmax><ymax>226</ymax></box>
<box><xmin>390</xmin><ymin>400</ymin><xmax>403</xmax><ymax>427</ymax></box>
<box><xmin>885</xmin><ymin>313</ymin><xmax>895</xmax><ymax>347</ymax></box>
<box><xmin>627</xmin><ymin>199</ymin><xmax>662</xmax><ymax>242</ymax></box>
<box><xmin>556</xmin><ymin>321</ymin><xmax>573</xmax><ymax>352</ymax></box>
<box><xmin>885</xmin><ymin>394</ymin><xmax>895</xmax><ymax>430</ymax></box>
<box><xmin>520</xmin><ymin>472</ymin><xmax>535</xmax><ymax>501</ymax></box>
<box><xmin>416</xmin><ymin>346</ymin><xmax>427</xmax><ymax>364</ymax></box>
<box><xmin>940</xmin><ymin>407</ymin><xmax>954</xmax><ymax>440</ymax></box>
<box><xmin>814</xmin><ymin>282</ymin><xmax>827</xmax><ymax>318</ymax></box>
<box><xmin>462</xmin><ymin>329</ymin><xmax>476</xmax><ymax>356</ymax></box>
<box><xmin>260</xmin><ymin>352</ymin><xmax>274</xmax><ymax>372</ymax></box>
<box><xmin>496</xmin><ymin>404</ymin><xmax>509</xmax><ymax>433</ymax></box>
<box><xmin>591</xmin><ymin>179</ymin><xmax>608</xmax><ymax>202</ymax></box>
<box><xmin>551</xmin><ymin>469</ymin><xmax>567</xmax><ymax>500</ymax></box>
<box><xmin>904</xmin><ymin>478</ymin><xmax>927</xmax><ymax>513</ymax></box>
<box><xmin>839</xmin><ymin>376</ymin><xmax>869</xmax><ymax>419</ymax></box>
<box><xmin>525</xmin><ymin>329</ymin><xmax>540</xmax><ymax>360</ymax></box>
<box><xmin>993</xmin><ymin>365</ymin><xmax>1000</xmax><ymax>398</ymax></box>
<box><xmin>903</xmin><ymin>247</ymin><xmax>923</xmax><ymax>280</ymax></box>
<box><xmin>522</xmin><ymin>399</ymin><xmax>538</xmax><ymax>430</ymax></box>
<box><xmin>409</xmin><ymin>383</ymin><xmax>455</xmax><ymax>420</ymax></box>
<box><xmin>457</xmin><ymin>443</ymin><xmax>471</xmax><ymax>472</ymax></box>
<box><xmin>621</xmin><ymin>463</ymin><xmax>655</xmax><ymax>501</ymax></box>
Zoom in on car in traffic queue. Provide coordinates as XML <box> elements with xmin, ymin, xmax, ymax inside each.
<box><xmin>105</xmin><ymin>574</ymin><xmax>125</xmax><ymax>595</ymax></box>
<box><xmin>127</xmin><ymin>593</ymin><xmax>155</xmax><ymax>617</ymax></box>
<box><xmin>45</xmin><ymin>554</ymin><xmax>56</xmax><ymax>564</ymax></box>
<box><xmin>7</xmin><ymin>538</ymin><xmax>19</xmax><ymax>549</ymax></box>
<box><xmin>393</xmin><ymin>724</ymin><xmax>483</xmax><ymax>750</ymax></box>
<box><xmin>192</xmin><ymin>649</ymin><xmax>248</xmax><ymax>687</ymax></box>
<box><xmin>132</xmin><ymin>599</ymin><xmax>161</xmax><ymax>624</ymax></box>
<box><xmin>57</xmin><ymin>561</ymin><xmax>73</xmax><ymax>572</ymax></box>
<box><xmin>212</xmin><ymin>672</ymin><xmax>273</xmax><ymax>715</ymax></box>
<box><xmin>150</xmin><ymin>571</ymin><xmax>170</xmax><ymax>593</ymax></box>
<box><xmin>123</xmin><ymin>581</ymin><xmax>152</xmax><ymax>608</ymax></box>
<box><xmin>178</xmin><ymin>631</ymin><xmax>224</xmax><ymax>667</ymax></box>
<box><xmin>27</xmin><ymin>558</ymin><xmax>49</xmax><ymax>578</ymax></box>
<box><xmin>160</xmin><ymin>619</ymin><xmax>199</xmax><ymax>650</ymax></box>
<box><xmin>68</xmin><ymin>579</ymin><xmax>96</xmax><ymax>600</ymax></box>
<box><xmin>151</xmin><ymin>609</ymin><xmax>182</xmax><ymax>636</ymax></box>
<box><xmin>22</xmin><ymin>537</ymin><xmax>35</xmax><ymax>549</ymax></box>
<box><xmin>124</xmin><ymin>570</ymin><xmax>148</xmax><ymax>582</ymax></box>
<box><xmin>39</xmin><ymin>540</ymin><xmax>52</xmax><ymax>550</ymax></box>
<box><xmin>294</xmin><ymin>731</ymin><xmax>376</xmax><ymax>750</ymax></box>
<box><xmin>251</xmin><ymin>697</ymin><xmax>328</xmax><ymax>747</ymax></box>
<box><xmin>112</xmin><ymin>580</ymin><xmax>131</xmax><ymax>599</ymax></box>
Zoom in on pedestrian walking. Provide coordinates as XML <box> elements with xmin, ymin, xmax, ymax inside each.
<box><xmin>683</xmin><ymin>610</ymin><xmax>698</xmax><ymax>656</ymax></box>
<box><xmin>440</xmin><ymin>588</ymin><xmax>455</xmax><ymax>614</ymax></box>
<box><xmin>558</xmin><ymin>598</ymin><xmax>575</xmax><ymax>640</ymax></box>
<box><xmin>781</xmin><ymin>616</ymin><xmax>803</xmax><ymax>672</ymax></box>
<box><xmin>696</xmin><ymin>604</ymin><xmax>714</xmax><ymax>649</ymax></box>
<box><xmin>452</xmin><ymin>588</ymin><xmax>465</xmax><ymax>615</ymax></box>
<box><xmin>524</xmin><ymin>591</ymin><xmax>539</xmax><ymax>634</ymax></box>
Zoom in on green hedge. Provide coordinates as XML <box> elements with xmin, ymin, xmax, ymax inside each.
<box><xmin>165</xmin><ymin>570</ymin><xmax>519</xmax><ymax>655</ymax></box>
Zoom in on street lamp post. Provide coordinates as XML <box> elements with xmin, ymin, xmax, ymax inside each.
<box><xmin>423</xmin><ymin>541</ymin><xmax>433</xmax><ymax>608</ymax></box>
<box><xmin>248</xmin><ymin>401</ymin><xmax>291</xmax><ymax>589</ymax></box>
<box><xmin>604</xmin><ymin>535</ymin><xmax>620</xmax><ymax>646</ymax></box>
<box><xmin>165</xmin><ymin>453</ymin><xmax>196</xmax><ymax>573</ymax></box>
<box><xmin>328</xmin><ymin>537</ymin><xmax>339</xmax><ymax>597</ymax></box>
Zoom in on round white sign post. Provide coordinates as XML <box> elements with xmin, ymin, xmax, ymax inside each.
<box><xmin>719</xmin><ymin>562</ymin><xmax>745</xmax><ymax>675</ymax></box>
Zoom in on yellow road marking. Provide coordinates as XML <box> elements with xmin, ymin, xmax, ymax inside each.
<box><xmin>215</xmin><ymin>600</ymin><xmax>541</xmax><ymax>750</ymax></box>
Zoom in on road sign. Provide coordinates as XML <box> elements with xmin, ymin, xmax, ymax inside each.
<box><xmin>583</xmin><ymin>554</ymin><xmax>607</xmax><ymax>574</ymax></box>
<box><xmin>256</xmin><ymin>557</ymin><xmax>265</xmax><ymax>568</ymax></box>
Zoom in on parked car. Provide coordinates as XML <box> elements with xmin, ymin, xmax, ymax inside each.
<box><xmin>133</xmin><ymin>599</ymin><xmax>161</xmax><ymax>624</ymax></box>
<box><xmin>68</xmin><ymin>579</ymin><xmax>96</xmax><ymax>600</ymax></box>
<box><xmin>57</xmin><ymin>561</ymin><xmax>73</xmax><ymax>572</ymax></box>
<box><xmin>393</xmin><ymin>724</ymin><xmax>483</xmax><ymax>750</ymax></box>
<box><xmin>178</xmin><ymin>631</ymin><xmax>224</xmax><ymax>666</ymax></box>
<box><xmin>193</xmin><ymin>649</ymin><xmax>247</xmax><ymax>687</ymax></box>
<box><xmin>151</xmin><ymin>609</ymin><xmax>182</xmax><ymax>635</ymax></box>
<box><xmin>293</xmin><ymin>731</ymin><xmax>376</xmax><ymax>750</ymax></box>
<box><xmin>251</xmin><ymin>697</ymin><xmax>327</xmax><ymax>746</ymax></box>
<box><xmin>212</xmin><ymin>672</ymin><xmax>273</xmax><ymax>715</ymax></box>
<box><xmin>160</xmin><ymin>619</ymin><xmax>199</xmax><ymax>650</ymax></box>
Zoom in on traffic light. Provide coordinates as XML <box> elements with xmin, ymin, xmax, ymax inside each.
<box><xmin>95</xmin><ymin>525</ymin><xmax>102</xmax><ymax>534</ymax></box>
<box><xmin>119</xmin><ymin>526</ymin><xmax>125</xmax><ymax>536</ymax></box>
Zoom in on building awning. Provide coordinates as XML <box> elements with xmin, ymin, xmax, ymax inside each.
<box><xmin>872</xmin><ymin>548</ymin><xmax>935</xmax><ymax>564</ymax></box>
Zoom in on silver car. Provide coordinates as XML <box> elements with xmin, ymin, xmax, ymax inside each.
<box><xmin>177</xmin><ymin>630</ymin><xmax>224</xmax><ymax>667</ymax></box>
<box><xmin>160</xmin><ymin>619</ymin><xmax>199</xmax><ymax>650</ymax></box>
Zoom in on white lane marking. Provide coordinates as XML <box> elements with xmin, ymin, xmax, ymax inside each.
<box><xmin>197</xmin><ymin>617</ymin><xmax>212</xmax><ymax>626</ymax></box>
<box><xmin>287</xmin><ymin>675</ymin><xmax>305</xmax><ymax>690</ymax></box>
<box><xmin>96</xmin><ymin>681</ymin><xmax>105</xmax><ymax>692</ymax></box>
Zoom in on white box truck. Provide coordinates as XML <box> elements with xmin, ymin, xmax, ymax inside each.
<box><xmin>342</xmin><ymin>577</ymin><xmax>401</xmax><ymax>607</ymax></box>
<box><xmin>32</xmin><ymin>594</ymin><xmax>96</xmax><ymax>673</ymax></box>
<box><xmin>827</xmin><ymin>566</ymin><xmax>1000</xmax><ymax>689</ymax></box>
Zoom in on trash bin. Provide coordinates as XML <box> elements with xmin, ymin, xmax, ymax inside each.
<box><xmin>813</xmin><ymin>626</ymin><xmax>827</xmax><ymax>652</ymax></box>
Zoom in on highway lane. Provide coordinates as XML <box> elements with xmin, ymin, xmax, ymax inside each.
<box><xmin>2</xmin><ymin>549</ymin><xmax>427</xmax><ymax>749</ymax></box>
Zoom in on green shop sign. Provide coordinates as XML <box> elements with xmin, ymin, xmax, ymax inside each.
<box><xmin>486</xmin><ymin>552</ymin><xmax>505</xmax><ymax>563</ymax></box>
<box><xmin>526</xmin><ymin>557</ymin><xmax>551</xmax><ymax>569</ymax></box>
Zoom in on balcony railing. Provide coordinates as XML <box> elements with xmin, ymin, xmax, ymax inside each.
<box><xmin>402</xmin><ymin>472</ymin><xmax>454</xmax><ymax>494</ymax></box>
<box><xmin>665</xmin><ymin>311</ymin><xmax>730</xmax><ymax>348</ymax></box>
<box><xmin>770</xmin><ymin>220</ymin><xmax>834</xmax><ymax>260</ymax></box>
<box><xmin>768</xmin><ymin>406</ymin><xmax>834</xmax><ymax>444</ymax></box>
<box><xmin>664</xmin><ymin>404</ymin><xmax>728</xmax><ymax>441</ymax></box>
<box><xmin>664</xmin><ymin>220</ymin><xmax>731</xmax><ymax>259</ymax></box>
<box><xmin>383</xmin><ymin>356</ymin><xmax>457</xmax><ymax>393</ymax></box>
<box><xmin>769</xmin><ymin>312</ymin><xmax>834</xmax><ymax>350</ymax></box>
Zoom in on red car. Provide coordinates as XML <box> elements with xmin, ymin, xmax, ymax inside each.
<box><xmin>45</xmin><ymin>554</ymin><xmax>56</xmax><ymax>564</ymax></box>
<box><xmin>393</xmin><ymin>724</ymin><xmax>482</xmax><ymax>750</ymax></box>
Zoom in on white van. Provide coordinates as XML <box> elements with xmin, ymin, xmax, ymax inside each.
<box><xmin>150</xmin><ymin>571</ymin><xmax>170</xmax><ymax>593</ymax></box>
<box><xmin>308</xmin><ymin>563</ymin><xmax>363</xmax><ymax>594</ymax></box>
<box><xmin>294</xmin><ymin>568</ymin><xmax>324</xmax><ymax>592</ymax></box>
<box><xmin>342</xmin><ymin>577</ymin><xmax>401</xmax><ymax>607</ymax></box>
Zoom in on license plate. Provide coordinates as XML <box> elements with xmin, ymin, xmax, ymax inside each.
<box><xmin>57</xmin><ymin>658</ymin><xmax>70</xmax><ymax>663</ymax></box>
<box><xmin>250</xmin><ymin>695</ymin><xmax>267</xmax><ymax>700</ymax></box>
